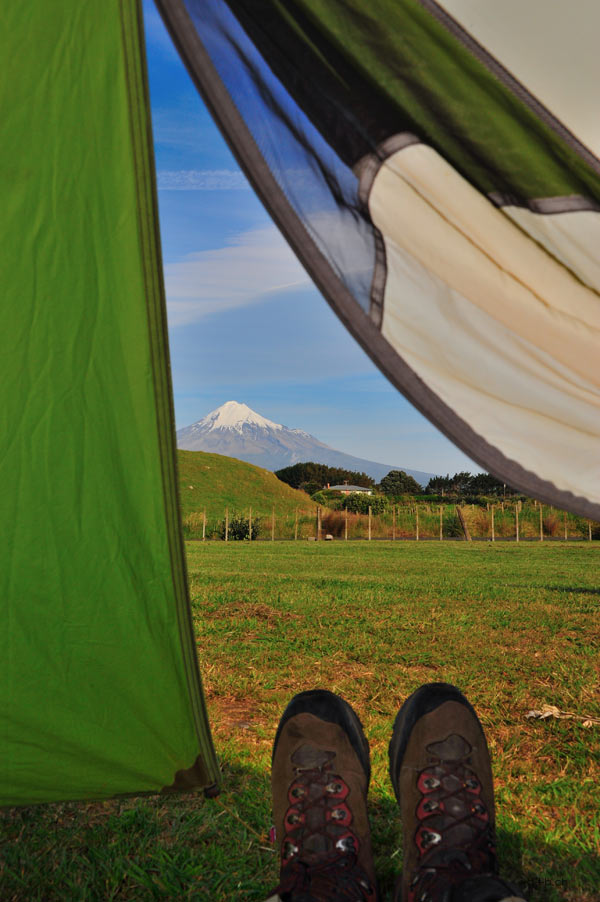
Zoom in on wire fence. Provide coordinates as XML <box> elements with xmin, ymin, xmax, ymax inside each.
<box><xmin>182</xmin><ymin>502</ymin><xmax>598</xmax><ymax>543</ymax></box>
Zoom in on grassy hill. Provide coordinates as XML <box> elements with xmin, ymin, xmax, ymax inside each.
<box><xmin>177</xmin><ymin>449</ymin><xmax>317</xmax><ymax>520</ymax></box>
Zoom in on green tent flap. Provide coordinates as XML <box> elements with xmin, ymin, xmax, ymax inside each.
<box><xmin>1</xmin><ymin>0</ymin><xmax>218</xmax><ymax>805</ymax></box>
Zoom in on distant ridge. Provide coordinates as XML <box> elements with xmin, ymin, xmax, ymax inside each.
<box><xmin>176</xmin><ymin>401</ymin><xmax>436</xmax><ymax>485</ymax></box>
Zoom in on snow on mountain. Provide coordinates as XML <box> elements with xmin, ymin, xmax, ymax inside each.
<box><xmin>199</xmin><ymin>400</ymin><xmax>282</xmax><ymax>433</ymax></box>
<box><xmin>176</xmin><ymin>402</ymin><xmax>436</xmax><ymax>485</ymax></box>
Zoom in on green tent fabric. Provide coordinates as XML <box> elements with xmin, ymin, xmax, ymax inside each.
<box><xmin>1</xmin><ymin>0</ymin><xmax>218</xmax><ymax>805</ymax></box>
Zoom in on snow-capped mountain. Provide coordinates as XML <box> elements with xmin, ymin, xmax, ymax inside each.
<box><xmin>176</xmin><ymin>401</ymin><xmax>435</xmax><ymax>485</ymax></box>
<box><xmin>195</xmin><ymin>401</ymin><xmax>284</xmax><ymax>434</ymax></box>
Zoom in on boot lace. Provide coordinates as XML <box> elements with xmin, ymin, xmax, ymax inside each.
<box><xmin>272</xmin><ymin>762</ymin><xmax>376</xmax><ymax>902</ymax></box>
<box><xmin>408</xmin><ymin>737</ymin><xmax>496</xmax><ymax>902</ymax></box>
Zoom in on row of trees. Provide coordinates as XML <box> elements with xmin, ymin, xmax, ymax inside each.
<box><xmin>378</xmin><ymin>470</ymin><xmax>511</xmax><ymax>498</ymax></box>
<box><xmin>275</xmin><ymin>461</ymin><xmax>513</xmax><ymax>500</ymax></box>
<box><xmin>275</xmin><ymin>462</ymin><xmax>374</xmax><ymax>496</ymax></box>
<box><xmin>424</xmin><ymin>472</ymin><xmax>508</xmax><ymax>496</ymax></box>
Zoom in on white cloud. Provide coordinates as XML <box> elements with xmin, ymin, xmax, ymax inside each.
<box><xmin>157</xmin><ymin>169</ymin><xmax>250</xmax><ymax>190</ymax></box>
<box><xmin>164</xmin><ymin>225</ymin><xmax>310</xmax><ymax>326</ymax></box>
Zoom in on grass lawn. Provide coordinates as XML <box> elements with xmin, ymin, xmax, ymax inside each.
<box><xmin>2</xmin><ymin>542</ymin><xmax>599</xmax><ymax>900</ymax></box>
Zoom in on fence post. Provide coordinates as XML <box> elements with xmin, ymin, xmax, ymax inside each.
<box><xmin>539</xmin><ymin>504</ymin><xmax>543</xmax><ymax>542</ymax></box>
<box><xmin>564</xmin><ymin>510</ymin><xmax>567</xmax><ymax>542</ymax></box>
<box><xmin>515</xmin><ymin>505</ymin><xmax>519</xmax><ymax>543</ymax></box>
<box><xmin>589</xmin><ymin>520</ymin><xmax>593</xmax><ymax>542</ymax></box>
<box><xmin>368</xmin><ymin>505</ymin><xmax>372</xmax><ymax>541</ymax></box>
<box><xmin>249</xmin><ymin>506</ymin><xmax>252</xmax><ymax>541</ymax></box>
<box><xmin>317</xmin><ymin>506</ymin><xmax>321</xmax><ymax>541</ymax></box>
<box><xmin>393</xmin><ymin>505</ymin><xmax>396</xmax><ymax>541</ymax></box>
<box><xmin>491</xmin><ymin>505</ymin><xmax>495</xmax><ymax>542</ymax></box>
<box><xmin>456</xmin><ymin>505</ymin><xmax>471</xmax><ymax>541</ymax></box>
<box><xmin>294</xmin><ymin>507</ymin><xmax>298</xmax><ymax>541</ymax></box>
<box><xmin>225</xmin><ymin>507</ymin><xmax>229</xmax><ymax>543</ymax></box>
<box><xmin>416</xmin><ymin>506</ymin><xmax>419</xmax><ymax>541</ymax></box>
<box><xmin>202</xmin><ymin>507</ymin><xmax>206</xmax><ymax>542</ymax></box>
<box><xmin>271</xmin><ymin>505</ymin><xmax>275</xmax><ymax>541</ymax></box>
<box><xmin>439</xmin><ymin>505</ymin><xmax>443</xmax><ymax>541</ymax></box>
<box><xmin>344</xmin><ymin>508</ymin><xmax>348</xmax><ymax>541</ymax></box>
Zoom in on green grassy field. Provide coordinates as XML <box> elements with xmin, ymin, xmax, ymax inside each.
<box><xmin>1</xmin><ymin>543</ymin><xmax>599</xmax><ymax>900</ymax></box>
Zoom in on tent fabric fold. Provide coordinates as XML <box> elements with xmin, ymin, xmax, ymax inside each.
<box><xmin>1</xmin><ymin>0</ymin><xmax>219</xmax><ymax>806</ymax></box>
<box><xmin>156</xmin><ymin>0</ymin><xmax>600</xmax><ymax>517</ymax></box>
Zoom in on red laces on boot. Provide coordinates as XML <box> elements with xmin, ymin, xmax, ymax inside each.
<box><xmin>408</xmin><ymin>746</ymin><xmax>496</xmax><ymax>902</ymax></box>
<box><xmin>273</xmin><ymin>764</ymin><xmax>376</xmax><ymax>902</ymax></box>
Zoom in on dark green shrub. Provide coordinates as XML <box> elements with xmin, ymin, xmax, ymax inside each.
<box><xmin>311</xmin><ymin>489</ymin><xmax>343</xmax><ymax>508</ymax></box>
<box><xmin>219</xmin><ymin>514</ymin><xmax>260</xmax><ymax>540</ymax></box>
<box><xmin>343</xmin><ymin>494</ymin><xmax>388</xmax><ymax>515</ymax></box>
<box><xmin>379</xmin><ymin>470</ymin><xmax>421</xmax><ymax>495</ymax></box>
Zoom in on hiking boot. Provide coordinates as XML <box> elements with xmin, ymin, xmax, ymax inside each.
<box><xmin>389</xmin><ymin>683</ymin><xmax>524</xmax><ymax>902</ymax></box>
<box><xmin>268</xmin><ymin>689</ymin><xmax>378</xmax><ymax>901</ymax></box>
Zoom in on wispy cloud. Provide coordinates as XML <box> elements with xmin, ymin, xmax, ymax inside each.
<box><xmin>165</xmin><ymin>225</ymin><xmax>310</xmax><ymax>326</ymax></box>
<box><xmin>157</xmin><ymin>169</ymin><xmax>250</xmax><ymax>190</ymax></box>
<box><xmin>156</xmin><ymin>167</ymin><xmax>318</xmax><ymax>191</ymax></box>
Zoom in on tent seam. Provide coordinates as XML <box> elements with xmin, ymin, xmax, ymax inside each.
<box><xmin>417</xmin><ymin>0</ymin><xmax>600</xmax><ymax>178</ymax></box>
<box><xmin>118</xmin><ymin>0</ymin><xmax>219</xmax><ymax>789</ymax></box>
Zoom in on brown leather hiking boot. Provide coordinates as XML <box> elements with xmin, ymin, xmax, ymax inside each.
<box><xmin>268</xmin><ymin>689</ymin><xmax>378</xmax><ymax>901</ymax></box>
<box><xmin>389</xmin><ymin>683</ymin><xmax>525</xmax><ymax>902</ymax></box>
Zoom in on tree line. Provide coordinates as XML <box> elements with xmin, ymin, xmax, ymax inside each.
<box><xmin>275</xmin><ymin>462</ymin><xmax>511</xmax><ymax>499</ymax></box>
<box><xmin>424</xmin><ymin>472</ymin><xmax>508</xmax><ymax>496</ymax></box>
<box><xmin>274</xmin><ymin>462</ymin><xmax>373</xmax><ymax>496</ymax></box>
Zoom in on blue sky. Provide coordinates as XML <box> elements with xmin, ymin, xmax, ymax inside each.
<box><xmin>142</xmin><ymin>1</ymin><xmax>480</xmax><ymax>475</ymax></box>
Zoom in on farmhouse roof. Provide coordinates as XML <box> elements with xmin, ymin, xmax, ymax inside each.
<box><xmin>329</xmin><ymin>484</ymin><xmax>372</xmax><ymax>493</ymax></box>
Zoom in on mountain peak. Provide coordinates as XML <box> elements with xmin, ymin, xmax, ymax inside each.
<box><xmin>197</xmin><ymin>401</ymin><xmax>283</xmax><ymax>434</ymax></box>
<box><xmin>176</xmin><ymin>401</ymin><xmax>436</xmax><ymax>486</ymax></box>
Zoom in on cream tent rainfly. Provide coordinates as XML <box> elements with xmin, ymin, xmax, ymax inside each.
<box><xmin>158</xmin><ymin>0</ymin><xmax>600</xmax><ymax>517</ymax></box>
